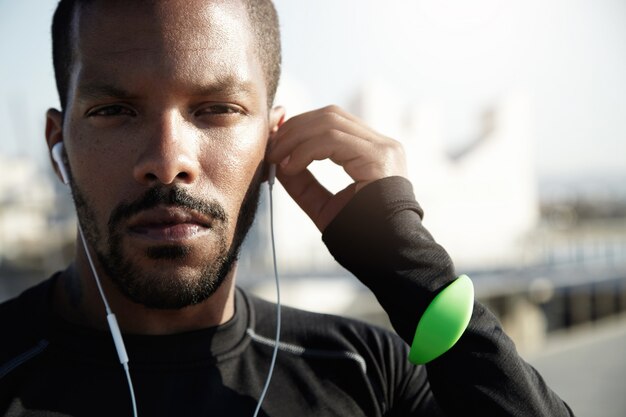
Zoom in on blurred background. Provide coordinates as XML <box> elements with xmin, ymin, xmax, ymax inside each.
<box><xmin>1</xmin><ymin>0</ymin><xmax>625</xmax><ymax>415</ymax></box>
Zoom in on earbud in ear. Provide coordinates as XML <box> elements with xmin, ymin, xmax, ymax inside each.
<box><xmin>268</xmin><ymin>164</ymin><xmax>277</xmax><ymax>187</ymax></box>
<box><xmin>265</xmin><ymin>131</ymin><xmax>279</xmax><ymax>186</ymax></box>
<box><xmin>51</xmin><ymin>142</ymin><xmax>70</xmax><ymax>185</ymax></box>
<box><xmin>267</xmin><ymin>111</ymin><xmax>285</xmax><ymax>188</ymax></box>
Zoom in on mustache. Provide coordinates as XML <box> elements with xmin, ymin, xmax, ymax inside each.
<box><xmin>107</xmin><ymin>186</ymin><xmax>228</xmax><ymax>230</ymax></box>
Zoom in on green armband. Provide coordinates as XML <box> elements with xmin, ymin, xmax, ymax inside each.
<box><xmin>408</xmin><ymin>275</ymin><xmax>474</xmax><ymax>365</ymax></box>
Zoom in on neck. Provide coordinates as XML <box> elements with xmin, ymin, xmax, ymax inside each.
<box><xmin>53</xmin><ymin>245</ymin><xmax>237</xmax><ymax>335</ymax></box>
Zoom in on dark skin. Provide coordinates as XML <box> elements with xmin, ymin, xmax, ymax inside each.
<box><xmin>46</xmin><ymin>0</ymin><xmax>408</xmax><ymax>335</ymax></box>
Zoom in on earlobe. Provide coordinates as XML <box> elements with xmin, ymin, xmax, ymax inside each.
<box><xmin>269</xmin><ymin>105</ymin><xmax>286</xmax><ymax>134</ymax></box>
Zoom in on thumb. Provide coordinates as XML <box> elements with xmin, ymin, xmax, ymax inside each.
<box><xmin>277</xmin><ymin>168</ymin><xmax>355</xmax><ymax>232</ymax></box>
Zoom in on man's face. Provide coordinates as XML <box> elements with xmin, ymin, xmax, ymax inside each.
<box><xmin>56</xmin><ymin>0</ymin><xmax>274</xmax><ymax>309</ymax></box>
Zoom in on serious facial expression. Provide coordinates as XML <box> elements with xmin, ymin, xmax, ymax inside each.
<box><xmin>60</xmin><ymin>0</ymin><xmax>271</xmax><ymax>308</ymax></box>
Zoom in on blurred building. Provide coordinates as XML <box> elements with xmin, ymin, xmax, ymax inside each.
<box><xmin>397</xmin><ymin>91</ymin><xmax>538</xmax><ymax>269</ymax></box>
<box><xmin>0</xmin><ymin>153</ymin><xmax>72</xmax><ymax>272</ymax></box>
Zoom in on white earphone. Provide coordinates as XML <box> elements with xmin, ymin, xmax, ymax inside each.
<box><xmin>51</xmin><ymin>142</ymin><xmax>70</xmax><ymax>185</ymax></box>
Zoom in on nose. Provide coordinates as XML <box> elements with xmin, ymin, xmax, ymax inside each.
<box><xmin>133</xmin><ymin>110</ymin><xmax>201</xmax><ymax>185</ymax></box>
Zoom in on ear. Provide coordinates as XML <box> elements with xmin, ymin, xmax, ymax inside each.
<box><xmin>46</xmin><ymin>108</ymin><xmax>66</xmax><ymax>184</ymax></box>
<box><xmin>262</xmin><ymin>105</ymin><xmax>286</xmax><ymax>182</ymax></box>
<box><xmin>269</xmin><ymin>105</ymin><xmax>286</xmax><ymax>135</ymax></box>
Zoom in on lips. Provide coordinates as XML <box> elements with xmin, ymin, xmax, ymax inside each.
<box><xmin>126</xmin><ymin>206</ymin><xmax>213</xmax><ymax>242</ymax></box>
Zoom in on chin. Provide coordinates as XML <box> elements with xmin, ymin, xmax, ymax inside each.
<box><xmin>100</xmin><ymin>242</ymin><xmax>236</xmax><ymax>310</ymax></box>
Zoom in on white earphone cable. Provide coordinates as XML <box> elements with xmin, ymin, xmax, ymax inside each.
<box><xmin>252</xmin><ymin>177</ymin><xmax>282</xmax><ymax>417</ymax></box>
<box><xmin>77</xmin><ymin>223</ymin><xmax>138</xmax><ymax>417</ymax></box>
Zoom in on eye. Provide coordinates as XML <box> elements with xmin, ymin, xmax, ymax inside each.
<box><xmin>195</xmin><ymin>104</ymin><xmax>245</xmax><ymax>117</ymax></box>
<box><xmin>86</xmin><ymin>104</ymin><xmax>136</xmax><ymax>117</ymax></box>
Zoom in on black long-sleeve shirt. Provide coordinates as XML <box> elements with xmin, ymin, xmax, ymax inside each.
<box><xmin>0</xmin><ymin>177</ymin><xmax>573</xmax><ymax>416</ymax></box>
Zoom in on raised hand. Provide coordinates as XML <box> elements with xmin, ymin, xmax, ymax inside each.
<box><xmin>267</xmin><ymin>105</ymin><xmax>408</xmax><ymax>232</ymax></box>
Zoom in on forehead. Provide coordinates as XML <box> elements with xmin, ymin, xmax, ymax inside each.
<box><xmin>70</xmin><ymin>0</ymin><xmax>264</xmax><ymax>97</ymax></box>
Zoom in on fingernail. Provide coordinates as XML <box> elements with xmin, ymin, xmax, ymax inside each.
<box><xmin>280</xmin><ymin>155</ymin><xmax>290</xmax><ymax>168</ymax></box>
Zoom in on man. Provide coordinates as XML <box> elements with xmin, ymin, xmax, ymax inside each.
<box><xmin>0</xmin><ymin>0</ymin><xmax>573</xmax><ymax>416</ymax></box>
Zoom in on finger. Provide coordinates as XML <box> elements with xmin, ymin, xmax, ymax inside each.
<box><xmin>281</xmin><ymin>126</ymin><xmax>406</xmax><ymax>182</ymax></box>
<box><xmin>269</xmin><ymin>111</ymin><xmax>340</xmax><ymax>162</ymax></box>
<box><xmin>272</xmin><ymin>106</ymin><xmax>348</xmax><ymax>142</ymax></box>
<box><xmin>276</xmin><ymin>168</ymin><xmax>333</xmax><ymax>231</ymax></box>
<box><xmin>269</xmin><ymin>111</ymin><xmax>378</xmax><ymax>164</ymax></box>
<box><xmin>274</xmin><ymin>105</ymin><xmax>374</xmax><ymax>146</ymax></box>
<box><xmin>277</xmin><ymin>167</ymin><xmax>358</xmax><ymax>232</ymax></box>
<box><xmin>279</xmin><ymin>130</ymin><xmax>375</xmax><ymax>177</ymax></box>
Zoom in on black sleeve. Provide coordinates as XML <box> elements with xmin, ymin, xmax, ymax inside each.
<box><xmin>322</xmin><ymin>176</ymin><xmax>574</xmax><ymax>416</ymax></box>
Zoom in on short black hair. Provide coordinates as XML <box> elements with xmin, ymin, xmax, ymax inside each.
<box><xmin>51</xmin><ymin>0</ymin><xmax>281</xmax><ymax>110</ymax></box>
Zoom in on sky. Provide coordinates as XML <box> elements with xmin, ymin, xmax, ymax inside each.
<box><xmin>0</xmin><ymin>0</ymin><xmax>625</xmax><ymax>188</ymax></box>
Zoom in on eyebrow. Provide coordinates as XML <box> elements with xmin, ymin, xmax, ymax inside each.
<box><xmin>190</xmin><ymin>76</ymin><xmax>258</xmax><ymax>98</ymax></box>
<box><xmin>77</xmin><ymin>83</ymin><xmax>136</xmax><ymax>101</ymax></box>
<box><xmin>76</xmin><ymin>76</ymin><xmax>258</xmax><ymax>101</ymax></box>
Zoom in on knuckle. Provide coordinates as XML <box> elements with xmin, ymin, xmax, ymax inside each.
<box><xmin>390</xmin><ymin>139</ymin><xmax>405</xmax><ymax>156</ymax></box>
<box><xmin>322</xmin><ymin>104</ymin><xmax>342</xmax><ymax>114</ymax></box>
<box><xmin>321</xmin><ymin>105</ymin><xmax>348</xmax><ymax>123</ymax></box>
<box><xmin>327</xmin><ymin>128</ymin><xmax>345</xmax><ymax>141</ymax></box>
<box><xmin>380</xmin><ymin>139</ymin><xmax>405</xmax><ymax>160</ymax></box>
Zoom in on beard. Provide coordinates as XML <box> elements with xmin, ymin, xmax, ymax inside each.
<box><xmin>69</xmin><ymin>170</ymin><xmax>263</xmax><ymax>310</ymax></box>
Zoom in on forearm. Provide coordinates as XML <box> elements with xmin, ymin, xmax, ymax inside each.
<box><xmin>322</xmin><ymin>176</ymin><xmax>455</xmax><ymax>343</ymax></box>
<box><xmin>322</xmin><ymin>176</ymin><xmax>573</xmax><ymax>416</ymax></box>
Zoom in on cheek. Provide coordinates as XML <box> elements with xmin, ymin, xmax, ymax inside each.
<box><xmin>65</xmin><ymin>132</ymin><xmax>136</xmax><ymax>226</ymax></box>
<box><xmin>203</xmin><ymin>122</ymin><xmax>266</xmax><ymax>176</ymax></box>
<box><xmin>200</xmin><ymin>125</ymin><xmax>267</xmax><ymax>212</ymax></box>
